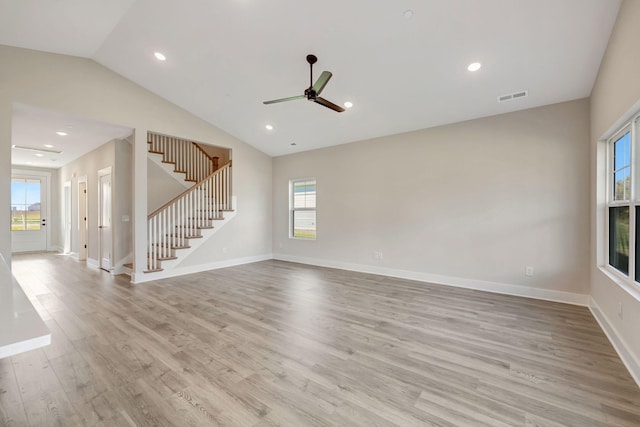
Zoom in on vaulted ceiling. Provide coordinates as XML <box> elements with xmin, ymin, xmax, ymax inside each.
<box><xmin>1</xmin><ymin>0</ymin><xmax>621</xmax><ymax>158</ymax></box>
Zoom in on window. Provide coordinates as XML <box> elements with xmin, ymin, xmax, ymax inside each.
<box><xmin>291</xmin><ymin>178</ymin><xmax>316</xmax><ymax>239</ymax></box>
<box><xmin>11</xmin><ymin>178</ymin><xmax>41</xmax><ymax>231</ymax></box>
<box><xmin>606</xmin><ymin>118</ymin><xmax>640</xmax><ymax>284</ymax></box>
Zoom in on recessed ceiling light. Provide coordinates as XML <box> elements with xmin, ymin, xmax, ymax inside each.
<box><xmin>403</xmin><ymin>10</ymin><xmax>414</xmax><ymax>19</ymax></box>
<box><xmin>265</xmin><ymin>124</ymin><xmax>273</xmax><ymax>130</ymax></box>
<box><xmin>344</xmin><ymin>101</ymin><xmax>353</xmax><ymax>109</ymax></box>
<box><xmin>56</xmin><ymin>131</ymin><xmax>68</xmax><ymax>136</ymax></box>
<box><xmin>154</xmin><ymin>52</ymin><xmax>166</xmax><ymax>61</ymax></box>
<box><xmin>35</xmin><ymin>153</ymin><xmax>44</xmax><ymax>157</ymax></box>
<box><xmin>467</xmin><ymin>62</ymin><xmax>482</xmax><ymax>72</ymax></box>
<box><xmin>44</xmin><ymin>144</ymin><xmax>54</xmax><ymax>148</ymax></box>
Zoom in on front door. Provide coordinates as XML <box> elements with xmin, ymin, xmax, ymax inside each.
<box><xmin>11</xmin><ymin>175</ymin><xmax>47</xmax><ymax>252</ymax></box>
<box><xmin>98</xmin><ymin>170</ymin><xmax>112</xmax><ymax>271</ymax></box>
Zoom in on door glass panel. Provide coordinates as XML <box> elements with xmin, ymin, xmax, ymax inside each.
<box><xmin>11</xmin><ymin>178</ymin><xmax>41</xmax><ymax>231</ymax></box>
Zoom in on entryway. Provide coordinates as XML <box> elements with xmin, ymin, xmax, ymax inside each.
<box><xmin>11</xmin><ymin>170</ymin><xmax>50</xmax><ymax>253</ymax></box>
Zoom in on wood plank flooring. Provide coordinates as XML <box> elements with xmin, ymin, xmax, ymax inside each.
<box><xmin>1</xmin><ymin>252</ymin><xmax>639</xmax><ymax>426</ymax></box>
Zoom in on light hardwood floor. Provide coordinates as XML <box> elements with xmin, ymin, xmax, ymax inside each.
<box><xmin>1</xmin><ymin>253</ymin><xmax>639</xmax><ymax>426</ymax></box>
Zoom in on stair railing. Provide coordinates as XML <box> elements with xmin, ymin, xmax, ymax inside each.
<box><xmin>148</xmin><ymin>132</ymin><xmax>219</xmax><ymax>182</ymax></box>
<box><xmin>146</xmin><ymin>162</ymin><xmax>231</xmax><ymax>272</ymax></box>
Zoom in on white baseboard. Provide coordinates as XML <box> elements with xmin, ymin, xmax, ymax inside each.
<box><xmin>86</xmin><ymin>257</ymin><xmax>99</xmax><ymax>268</ymax></box>
<box><xmin>131</xmin><ymin>253</ymin><xmax>273</xmax><ymax>283</ymax></box>
<box><xmin>273</xmin><ymin>253</ymin><xmax>590</xmax><ymax>306</ymax></box>
<box><xmin>589</xmin><ymin>298</ymin><xmax>640</xmax><ymax>387</ymax></box>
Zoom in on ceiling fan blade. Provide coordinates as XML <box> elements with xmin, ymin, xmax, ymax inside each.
<box><xmin>263</xmin><ymin>95</ymin><xmax>305</xmax><ymax>105</ymax></box>
<box><xmin>314</xmin><ymin>97</ymin><xmax>345</xmax><ymax>113</ymax></box>
<box><xmin>312</xmin><ymin>71</ymin><xmax>333</xmax><ymax>96</ymax></box>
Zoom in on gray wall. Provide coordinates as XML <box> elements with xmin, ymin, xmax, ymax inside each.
<box><xmin>590</xmin><ymin>0</ymin><xmax>640</xmax><ymax>374</ymax></box>
<box><xmin>274</xmin><ymin>99</ymin><xmax>590</xmax><ymax>299</ymax></box>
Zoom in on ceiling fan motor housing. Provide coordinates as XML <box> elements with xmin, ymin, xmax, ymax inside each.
<box><xmin>304</xmin><ymin>88</ymin><xmax>317</xmax><ymax>99</ymax></box>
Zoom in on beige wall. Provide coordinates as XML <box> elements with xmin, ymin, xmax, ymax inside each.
<box><xmin>0</xmin><ymin>45</ymin><xmax>272</xmax><ymax>275</ymax></box>
<box><xmin>147</xmin><ymin>158</ymin><xmax>187</xmax><ymax>213</ymax></box>
<box><xmin>113</xmin><ymin>138</ymin><xmax>133</xmax><ymax>268</ymax></box>
<box><xmin>58</xmin><ymin>139</ymin><xmax>118</xmax><ymax>262</ymax></box>
<box><xmin>590</xmin><ymin>0</ymin><xmax>640</xmax><ymax>375</ymax></box>
<box><xmin>274</xmin><ymin>99</ymin><xmax>591</xmax><ymax>299</ymax></box>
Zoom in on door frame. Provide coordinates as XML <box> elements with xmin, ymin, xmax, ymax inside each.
<box><xmin>77</xmin><ymin>176</ymin><xmax>88</xmax><ymax>261</ymax></box>
<box><xmin>63</xmin><ymin>181</ymin><xmax>71</xmax><ymax>254</ymax></box>
<box><xmin>98</xmin><ymin>167</ymin><xmax>113</xmax><ymax>271</ymax></box>
<box><xmin>11</xmin><ymin>169</ymin><xmax>52</xmax><ymax>253</ymax></box>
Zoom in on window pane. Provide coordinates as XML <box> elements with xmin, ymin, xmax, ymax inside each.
<box><xmin>614</xmin><ymin>132</ymin><xmax>631</xmax><ymax>170</ymax></box>
<box><xmin>11</xmin><ymin>179</ymin><xmax>25</xmax><ymax>205</ymax></box>
<box><xmin>293</xmin><ymin>210</ymin><xmax>316</xmax><ymax>239</ymax></box>
<box><xmin>26</xmin><ymin>180</ymin><xmax>41</xmax><ymax>204</ymax></box>
<box><xmin>614</xmin><ymin>168</ymin><xmax>631</xmax><ymax>200</ymax></box>
<box><xmin>293</xmin><ymin>180</ymin><xmax>316</xmax><ymax>208</ymax></box>
<box><xmin>609</xmin><ymin>206</ymin><xmax>629</xmax><ymax>275</ymax></box>
<box><xmin>11</xmin><ymin>204</ymin><xmax>26</xmax><ymax>231</ymax></box>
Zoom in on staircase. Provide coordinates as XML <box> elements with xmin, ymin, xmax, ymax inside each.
<box><xmin>144</xmin><ymin>132</ymin><xmax>233</xmax><ymax>274</ymax></box>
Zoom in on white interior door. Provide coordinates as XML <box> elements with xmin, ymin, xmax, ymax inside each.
<box><xmin>99</xmin><ymin>170</ymin><xmax>113</xmax><ymax>271</ymax></box>
<box><xmin>78</xmin><ymin>179</ymin><xmax>87</xmax><ymax>261</ymax></box>
<box><xmin>11</xmin><ymin>174</ymin><xmax>48</xmax><ymax>253</ymax></box>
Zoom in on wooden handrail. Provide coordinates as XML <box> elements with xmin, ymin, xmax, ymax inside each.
<box><xmin>148</xmin><ymin>162</ymin><xmax>231</xmax><ymax>219</ymax></box>
<box><xmin>192</xmin><ymin>142</ymin><xmax>219</xmax><ymax>163</ymax></box>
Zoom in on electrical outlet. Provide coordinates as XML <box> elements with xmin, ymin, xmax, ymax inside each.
<box><xmin>222</xmin><ymin>247</ymin><xmax>228</xmax><ymax>254</ymax></box>
<box><xmin>378</xmin><ymin>252</ymin><xmax>383</xmax><ymax>260</ymax></box>
<box><xmin>525</xmin><ymin>266</ymin><xmax>534</xmax><ymax>277</ymax></box>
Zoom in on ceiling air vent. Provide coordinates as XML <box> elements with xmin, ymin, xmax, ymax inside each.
<box><xmin>498</xmin><ymin>90</ymin><xmax>528</xmax><ymax>103</ymax></box>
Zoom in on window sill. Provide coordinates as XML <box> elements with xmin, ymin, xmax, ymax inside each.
<box><xmin>598</xmin><ymin>265</ymin><xmax>640</xmax><ymax>302</ymax></box>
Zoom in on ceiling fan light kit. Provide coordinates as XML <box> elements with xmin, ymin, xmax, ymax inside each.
<box><xmin>263</xmin><ymin>54</ymin><xmax>345</xmax><ymax>113</ymax></box>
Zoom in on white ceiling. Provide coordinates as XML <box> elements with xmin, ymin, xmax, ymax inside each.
<box><xmin>0</xmin><ymin>0</ymin><xmax>622</xmax><ymax>159</ymax></box>
<box><xmin>11</xmin><ymin>104</ymin><xmax>133</xmax><ymax>169</ymax></box>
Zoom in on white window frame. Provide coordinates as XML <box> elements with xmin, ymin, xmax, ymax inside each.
<box><xmin>289</xmin><ymin>178</ymin><xmax>317</xmax><ymax>240</ymax></box>
<box><xmin>605</xmin><ymin>114</ymin><xmax>640</xmax><ymax>291</ymax></box>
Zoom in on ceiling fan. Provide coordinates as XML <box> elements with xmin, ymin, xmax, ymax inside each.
<box><xmin>263</xmin><ymin>54</ymin><xmax>345</xmax><ymax>113</ymax></box>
